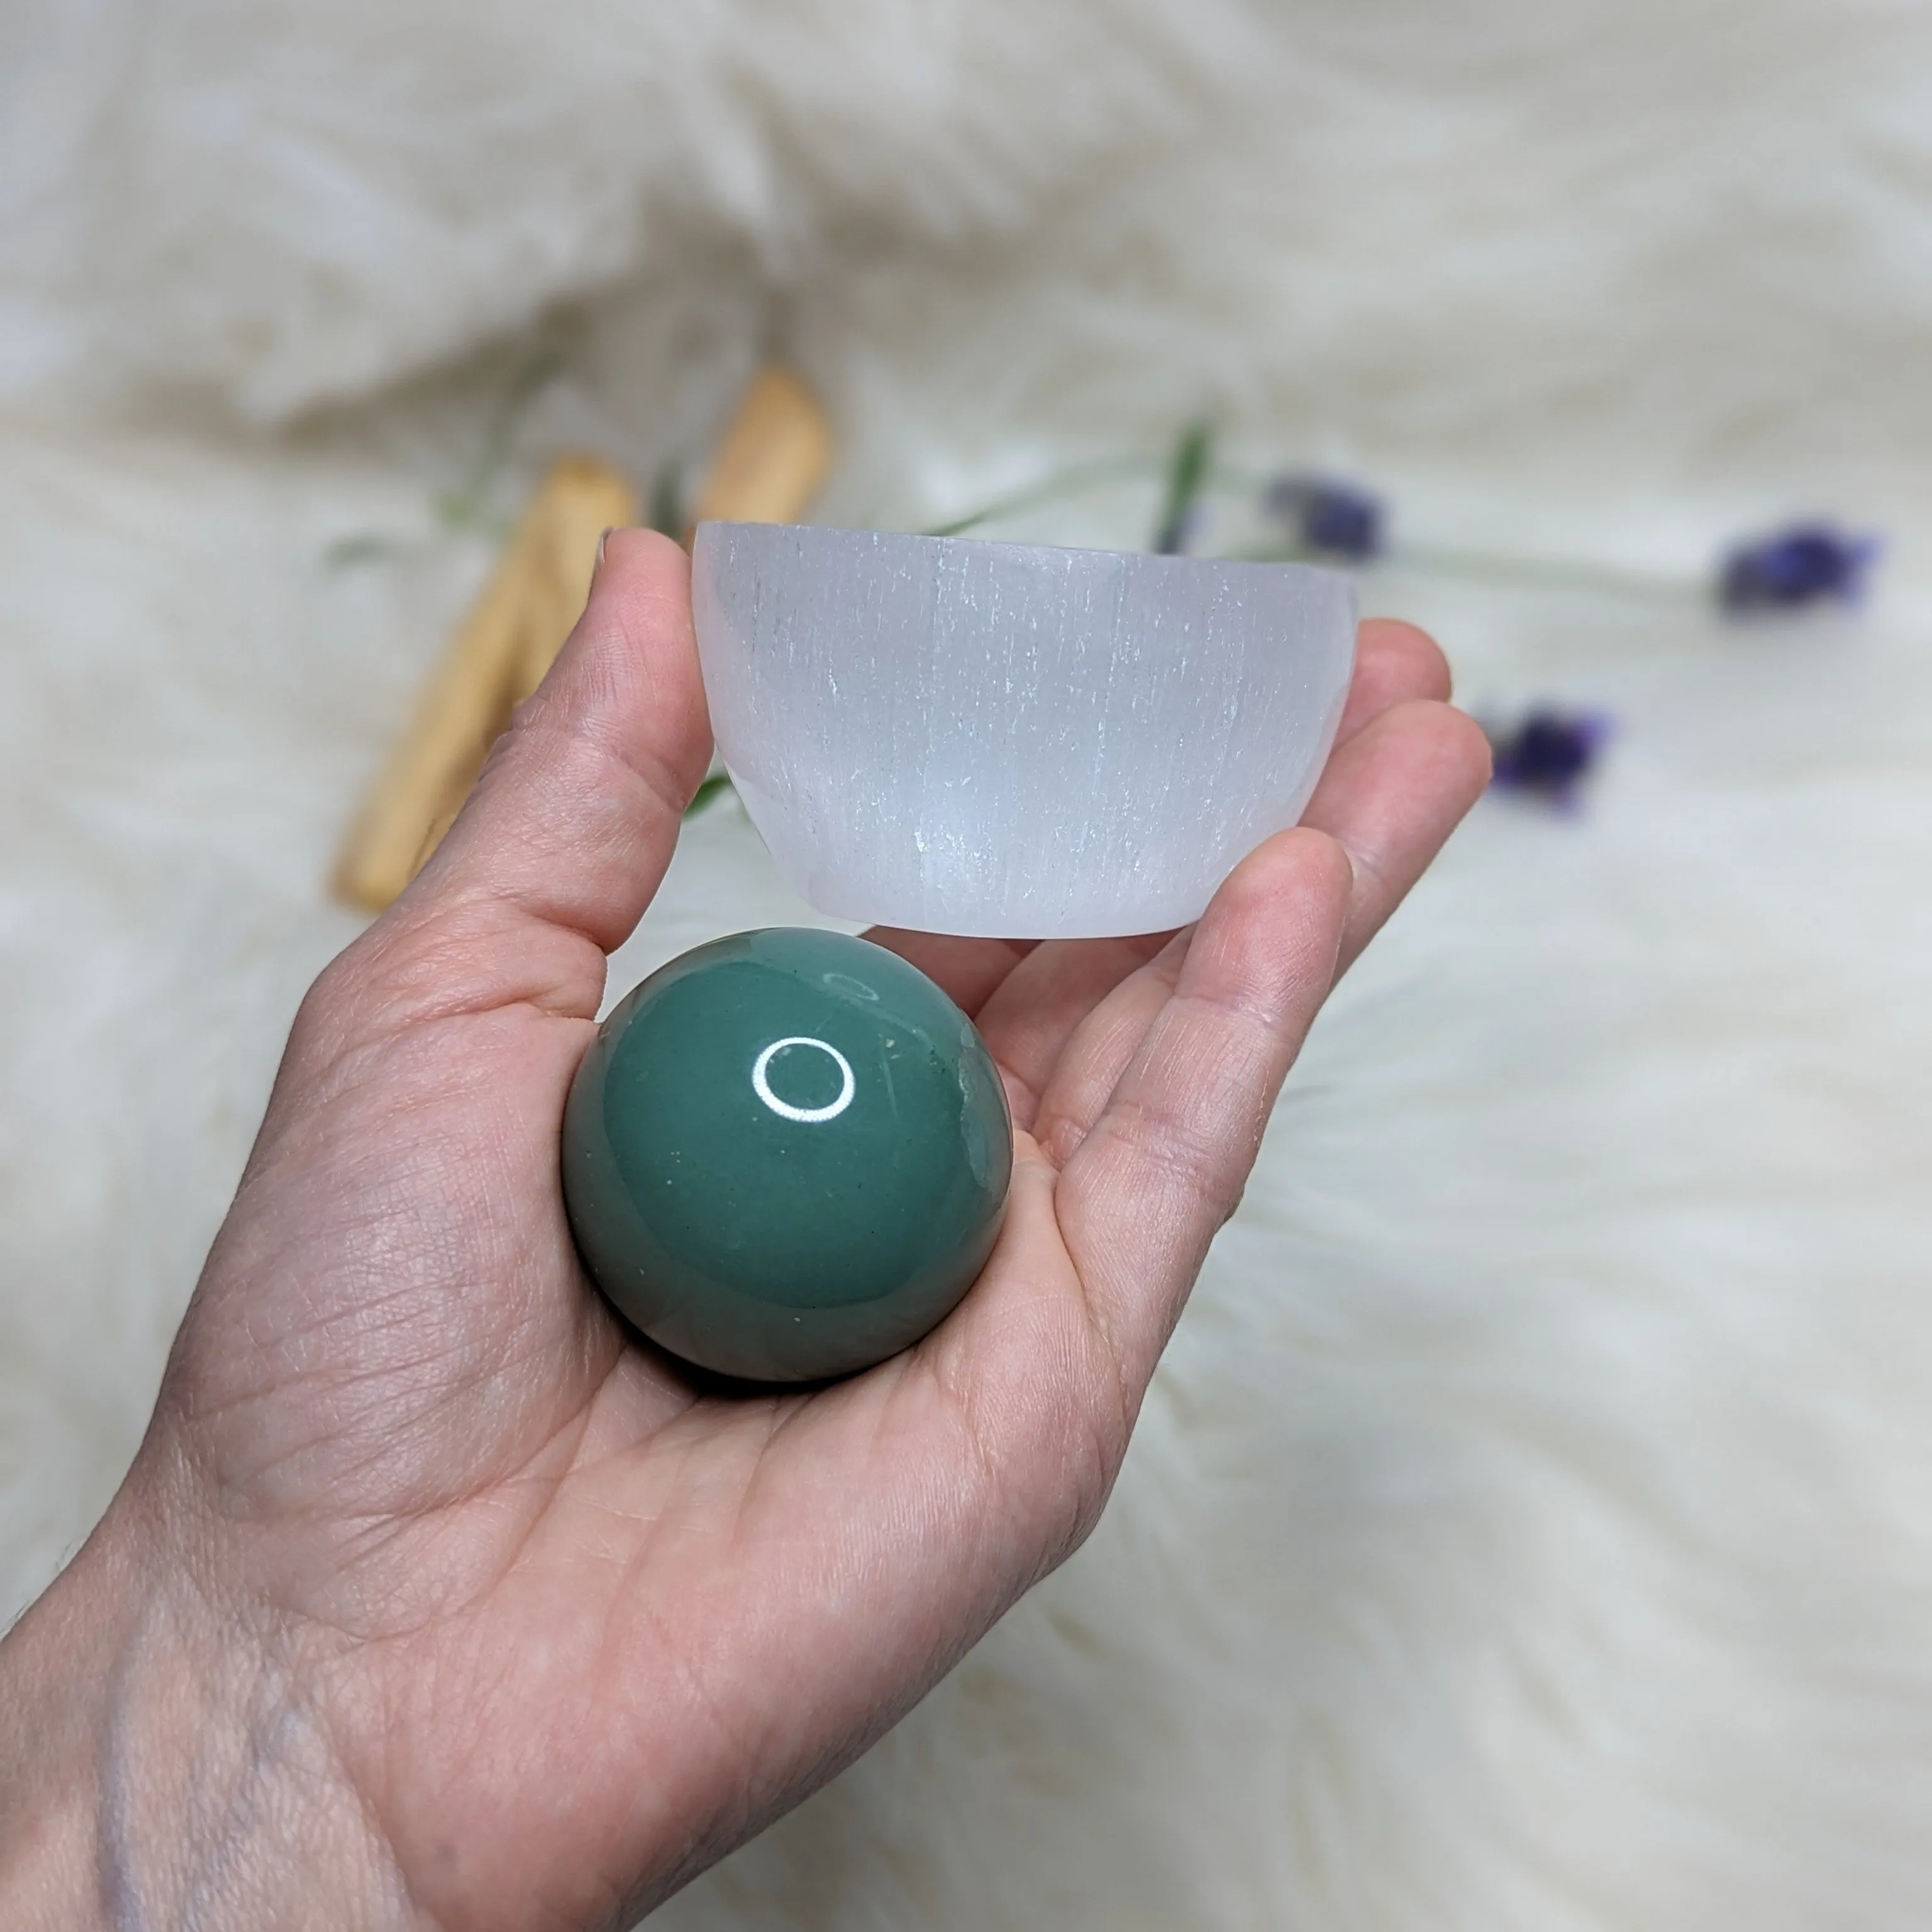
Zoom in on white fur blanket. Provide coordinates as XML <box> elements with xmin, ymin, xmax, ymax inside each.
<box><xmin>5</xmin><ymin>3</ymin><xmax>1932</xmax><ymax>1925</ymax></box>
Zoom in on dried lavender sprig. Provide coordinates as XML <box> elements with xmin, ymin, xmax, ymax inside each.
<box><xmin>1719</xmin><ymin>524</ymin><xmax>1879</xmax><ymax>612</ymax></box>
<box><xmin>1486</xmin><ymin>708</ymin><xmax>1613</xmax><ymax>802</ymax></box>
<box><xmin>1261</xmin><ymin>475</ymin><xmax>1384</xmax><ymax>562</ymax></box>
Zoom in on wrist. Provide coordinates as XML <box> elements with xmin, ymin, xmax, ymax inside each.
<box><xmin>0</xmin><ymin>1457</ymin><xmax>416</xmax><ymax>1931</ymax></box>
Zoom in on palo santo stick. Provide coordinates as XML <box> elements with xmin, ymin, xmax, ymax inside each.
<box><xmin>333</xmin><ymin>365</ymin><xmax>833</xmax><ymax>913</ymax></box>
<box><xmin>504</xmin><ymin>458</ymin><xmax>640</xmax><ymax>708</ymax></box>
<box><xmin>333</xmin><ymin>455</ymin><xmax>637</xmax><ymax>912</ymax></box>
<box><xmin>686</xmin><ymin>365</ymin><xmax>834</xmax><ymax>535</ymax></box>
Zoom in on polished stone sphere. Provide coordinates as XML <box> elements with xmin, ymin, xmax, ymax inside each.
<box><xmin>562</xmin><ymin>928</ymin><xmax>1013</xmax><ymax>1383</ymax></box>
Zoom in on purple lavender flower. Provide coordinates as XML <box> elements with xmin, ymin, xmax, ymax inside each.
<box><xmin>1263</xmin><ymin>474</ymin><xmax>1384</xmax><ymax>562</ymax></box>
<box><xmin>1719</xmin><ymin>523</ymin><xmax>1879</xmax><ymax>613</ymax></box>
<box><xmin>1487</xmin><ymin>707</ymin><xmax>1611</xmax><ymax>802</ymax></box>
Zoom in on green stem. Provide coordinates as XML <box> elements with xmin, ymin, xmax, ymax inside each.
<box><xmin>649</xmin><ymin>460</ymin><xmax>687</xmax><ymax>540</ymax></box>
<box><xmin>682</xmin><ymin>772</ymin><xmax>735</xmax><ymax>818</ymax></box>
<box><xmin>1395</xmin><ymin>541</ymin><xmax>1701</xmax><ymax>601</ymax></box>
<box><xmin>920</xmin><ymin>455</ymin><xmax>1160</xmax><ymax>538</ymax></box>
<box><xmin>438</xmin><ymin>350</ymin><xmax>568</xmax><ymax>531</ymax></box>
<box><xmin>1151</xmin><ymin>419</ymin><xmax>1215</xmax><ymax>553</ymax></box>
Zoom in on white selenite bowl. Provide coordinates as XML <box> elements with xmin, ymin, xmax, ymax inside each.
<box><xmin>691</xmin><ymin>522</ymin><xmax>1358</xmax><ymax>940</ymax></box>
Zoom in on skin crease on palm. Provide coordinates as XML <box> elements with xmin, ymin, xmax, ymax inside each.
<box><xmin>0</xmin><ymin>530</ymin><xmax>1491</xmax><ymax>1932</ymax></box>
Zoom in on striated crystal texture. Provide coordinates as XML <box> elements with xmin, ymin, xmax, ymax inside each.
<box><xmin>691</xmin><ymin>522</ymin><xmax>1358</xmax><ymax>938</ymax></box>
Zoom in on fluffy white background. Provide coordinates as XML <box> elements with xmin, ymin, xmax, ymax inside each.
<box><xmin>5</xmin><ymin>1</ymin><xmax>1932</xmax><ymax>1926</ymax></box>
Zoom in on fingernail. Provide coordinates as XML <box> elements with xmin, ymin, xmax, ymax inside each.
<box><xmin>593</xmin><ymin>526</ymin><xmax>614</xmax><ymax>578</ymax></box>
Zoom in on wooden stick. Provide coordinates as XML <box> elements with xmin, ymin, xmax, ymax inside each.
<box><xmin>333</xmin><ymin>455</ymin><xmax>638</xmax><ymax>911</ymax></box>
<box><xmin>504</xmin><ymin>460</ymin><xmax>641</xmax><ymax>710</ymax></box>
<box><xmin>333</xmin><ymin>366</ymin><xmax>835</xmax><ymax>913</ymax></box>
<box><xmin>686</xmin><ymin>366</ymin><xmax>834</xmax><ymax>536</ymax></box>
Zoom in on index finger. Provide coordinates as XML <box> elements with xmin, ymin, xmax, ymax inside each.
<box><xmin>1051</xmin><ymin>827</ymin><xmax>1354</xmax><ymax>1391</ymax></box>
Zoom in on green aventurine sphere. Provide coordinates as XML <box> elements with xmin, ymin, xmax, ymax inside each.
<box><xmin>562</xmin><ymin>928</ymin><xmax>1014</xmax><ymax>1384</ymax></box>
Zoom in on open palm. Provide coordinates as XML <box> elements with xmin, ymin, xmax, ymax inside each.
<box><xmin>11</xmin><ymin>531</ymin><xmax>1488</xmax><ymax>1932</ymax></box>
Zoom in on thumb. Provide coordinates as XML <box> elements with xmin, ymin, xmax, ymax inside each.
<box><xmin>350</xmin><ymin>528</ymin><xmax>713</xmax><ymax>1027</ymax></box>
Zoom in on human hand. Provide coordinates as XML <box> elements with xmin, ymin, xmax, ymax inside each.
<box><xmin>0</xmin><ymin>531</ymin><xmax>1489</xmax><ymax>1931</ymax></box>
